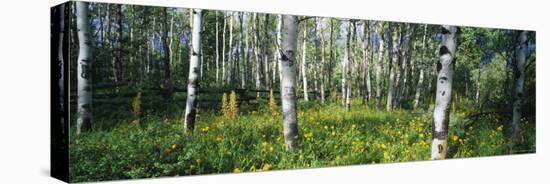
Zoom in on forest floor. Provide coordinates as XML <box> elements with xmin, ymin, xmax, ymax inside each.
<box><xmin>69</xmin><ymin>93</ymin><xmax>536</xmax><ymax>182</ymax></box>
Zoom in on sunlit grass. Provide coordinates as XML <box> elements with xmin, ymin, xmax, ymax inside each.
<box><xmin>69</xmin><ymin>97</ymin><xmax>535</xmax><ymax>182</ymax></box>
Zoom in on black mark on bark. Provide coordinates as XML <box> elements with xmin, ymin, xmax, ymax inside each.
<box><xmin>439</xmin><ymin>46</ymin><xmax>450</xmax><ymax>56</ymax></box>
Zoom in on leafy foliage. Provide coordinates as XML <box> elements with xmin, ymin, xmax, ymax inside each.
<box><xmin>69</xmin><ymin>99</ymin><xmax>535</xmax><ymax>182</ymax></box>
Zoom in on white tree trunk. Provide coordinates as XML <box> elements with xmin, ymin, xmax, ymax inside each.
<box><xmin>253</xmin><ymin>13</ymin><xmax>261</xmax><ymax>96</ymax></box>
<box><xmin>76</xmin><ymin>2</ymin><xmax>92</xmax><ymax>134</ymax></box>
<box><xmin>342</xmin><ymin>22</ymin><xmax>350</xmax><ymax>107</ymax></box>
<box><xmin>345</xmin><ymin>21</ymin><xmax>353</xmax><ymax>111</ymax></box>
<box><xmin>431</xmin><ymin>25</ymin><xmax>458</xmax><ymax>160</ymax></box>
<box><xmin>301</xmin><ymin>21</ymin><xmax>309</xmax><ymax>101</ymax></box>
<box><xmin>511</xmin><ymin>31</ymin><xmax>528</xmax><ymax>144</ymax></box>
<box><xmin>239</xmin><ymin>13</ymin><xmax>246</xmax><ymax>89</ymax></box>
<box><xmin>222</xmin><ymin>14</ymin><xmax>227</xmax><ymax>84</ymax></box>
<box><xmin>276</xmin><ymin>15</ymin><xmax>283</xmax><ymax>86</ymax></box>
<box><xmin>386</xmin><ymin>25</ymin><xmax>399</xmax><ymax>112</ymax></box>
<box><xmin>319</xmin><ymin>18</ymin><xmax>326</xmax><ymax>104</ymax></box>
<box><xmin>362</xmin><ymin>20</ymin><xmax>372</xmax><ymax>104</ymax></box>
<box><xmin>263</xmin><ymin>15</ymin><xmax>270</xmax><ymax>90</ymax></box>
<box><xmin>184</xmin><ymin>9</ymin><xmax>203</xmax><ymax>131</ymax></box>
<box><xmin>375</xmin><ymin>22</ymin><xmax>384</xmax><ymax>106</ymax></box>
<box><xmin>279</xmin><ymin>15</ymin><xmax>299</xmax><ymax>150</ymax></box>
<box><xmin>413</xmin><ymin>24</ymin><xmax>428</xmax><ymax>109</ymax></box>
<box><xmin>227</xmin><ymin>13</ymin><xmax>234</xmax><ymax>86</ymax></box>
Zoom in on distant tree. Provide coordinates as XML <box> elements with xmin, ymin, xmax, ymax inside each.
<box><xmin>386</xmin><ymin>24</ymin><xmax>400</xmax><ymax>112</ymax></box>
<box><xmin>374</xmin><ymin>22</ymin><xmax>385</xmax><ymax>106</ymax></box>
<box><xmin>414</xmin><ymin>24</ymin><xmax>428</xmax><ymax>109</ymax></box>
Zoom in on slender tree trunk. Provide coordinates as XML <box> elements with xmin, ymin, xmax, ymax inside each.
<box><xmin>116</xmin><ymin>5</ymin><xmax>123</xmax><ymax>84</ymax></box>
<box><xmin>386</xmin><ymin>24</ymin><xmax>399</xmax><ymax>112</ymax></box>
<box><xmin>301</xmin><ymin>20</ymin><xmax>309</xmax><ymax>101</ymax></box>
<box><xmin>345</xmin><ymin>21</ymin><xmax>353</xmax><ymax>111</ymax></box>
<box><xmin>263</xmin><ymin>15</ymin><xmax>270</xmax><ymax>90</ymax></box>
<box><xmin>184</xmin><ymin>9</ymin><xmax>203</xmax><ymax>131</ymax></box>
<box><xmin>375</xmin><ymin>22</ymin><xmax>384</xmax><ymax>106</ymax></box>
<box><xmin>280</xmin><ymin>15</ymin><xmax>299</xmax><ymax>150</ymax></box>
<box><xmin>396</xmin><ymin>25</ymin><xmax>412</xmax><ymax>107</ymax></box>
<box><xmin>215</xmin><ymin>11</ymin><xmax>220</xmax><ymax>84</ymax></box>
<box><xmin>254</xmin><ymin>14</ymin><xmax>261</xmax><ymax>96</ymax></box>
<box><xmin>162</xmin><ymin>8</ymin><xmax>173</xmax><ymax>96</ymax></box>
<box><xmin>476</xmin><ymin>66</ymin><xmax>481</xmax><ymax>106</ymax></box>
<box><xmin>76</xmin><ymin>1</ymin><xmax>92</xmax><ymax>134</ymax></box>
<box><xmin>342</xmin><ymin>22</ymin><xmax>350</xmax><ymax>108</ymax></box>
<box><xmin>227</xmin><ymin>13</ymin><xmax>234</xmax><ymax>86</ymax></box>
<box><xmin>239</xmin><ymin>13</ymin><xmax>246</xmax><ymax>89</ymax></box>
<box><xmin>222</xmin><ymin>14</ymin><xmax>227</xmax><ymax>85</ymax></box>
<box><xmin>242</xmin><ymin>13</ymin><xmax>250</xmax><ymax>89</ymax></box>
<box><xmin>319</xmin><ymin>18</ymin><xmax>326</xmax><ymax>104</ymax></box>
<box><xmin>362</xmin><ymin>20</ymin><xmax>372</xmax><ymax>105</ymax></box>
<box><xmin>511</xmin><ymin>31</ymin><xmax>528</xmax><ymax>145</ymax></box>
<box><xmin>328</xmin><ymin>19</ymin><xmax>335</xmax><ymax>92</ymax></box>
<box><xmin>431</xmin><ymin>25</ymin><xmax>458</xmax><ymax>160</ymax></box>
<box><xmin>414</xmin><ymin>24</ymin><xmax>428</xmax><ymax>109</ymax></box>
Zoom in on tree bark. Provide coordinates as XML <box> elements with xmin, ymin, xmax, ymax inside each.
<box><xmin>341</xmin><ymin>22</ymin><xmax>349</xmax><ymax>108</ymax></box>
<box><xmin>375</xmin><ymin>22</ymin><xmax>384</xmax><ymax>106</ymax></box>
<box><xmin>362</xmin><ymin>20</ymin><xmax>372</xmax><ymax>105</ymax></box>
<box><xmin>162</xmin><ymin>8</ymin><xmax>173</xmax><ymax>96</ymax></box>
<box><xmin>328</xmin><ymin>19</ymin><xmax>335</xmax><ymax>92</ymax></box>
<box><xmin>431</xmin><ymin>25</ymin><xmax>458</xmax><ymax>160</ymax></box>
<box><xmin>511</xmin><ymin>31</ymin><xmax>528</xmax><ymax>145</ymax></box>
<box><xmin>239</xmin><ymin>12</ymin><xmax>246</xmax><ymax>89</ymax></box>
<box><xmin>319</xmin><ymin>18</ymin><xmax>327</xmax><ymax>104</ymax></box>
<box><xmin>254</xmin><ymin>13</ymin><xmax>261</xmax><ymax>96</ymax></box>
<box><xmin>184</xmin><ymin>9</ymin><xmax>203</xmax><ymax>131</ymax></box>
<box><xmin>279</xmin><ymin>15</ymin><xmax>299</xmax><ymax>150</ymax></box>
<box><xmin>227</xmin><ymin>13</ymin><xmax>234</xmax><ymax>86</ymax></box>
<box><xmin>76</xmin><ymin>1</ymin><xmax>93</xmax><ymax>134</ymax></box>
<box><xmin>215</xmin><ymin>11</ymin><xmax>220</xmax><ymax>84</ymax></box>
<box><xmin>116</xmin><ymin>5</ymin><xmax>124</xmax><ymax>84</ymax></box>
<box><xmin>276</xmin><ymin>15</ymin><xmax>283</xmax><ymax>86</ymax></box>
<box><xmin>222</xmin><ymin>14</ymin><xmax>227</xmax><ymax>85</ymax></box>
<box><xmin>396</xmin><ymin>25</ymin><xmax>411</xmax><ymax>107</ymax></box>
<box><xmin>301</xmin><ymin>20</ymin><xmax>309</xmax><ymax>101</ymax></box>
<box><xmin>263</xmin><ymin>15</ymin><xmax>270</xmax><ymax>90</ymax></box>
<box><xmin>414</xmin><ymin>24</ymin><xmax>428</xmax><ymax>109</ymax></box>
<box><xmin>386</xmin><ymin>24</ymin><xmax>399</xmax><ymax>112</ymax></box>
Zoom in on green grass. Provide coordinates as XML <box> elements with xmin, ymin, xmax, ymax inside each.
<box><xmin>69</xmin><ymin>96</ymin><xmax>535</xmax><ymax>182</ymax></box>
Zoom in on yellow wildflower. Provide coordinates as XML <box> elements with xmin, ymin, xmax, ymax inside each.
<box><xmin>262</xmin><ymin>164</ymin><xmax>272</xmax><ymax>171</ymax></box>
<box><xmin>452</xmin><ymin>135</ymin><xmax>459</xmax><ymax>141</ymax></box>
<box><xmin>233</xmin><ymin>168</ymin><xmax>241</xmax><ymax>173</ymax></box>
<box><xmin>383</xmin><ymin>151</ymin><xmax>390</xmax><ymax>160</ymax></box>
